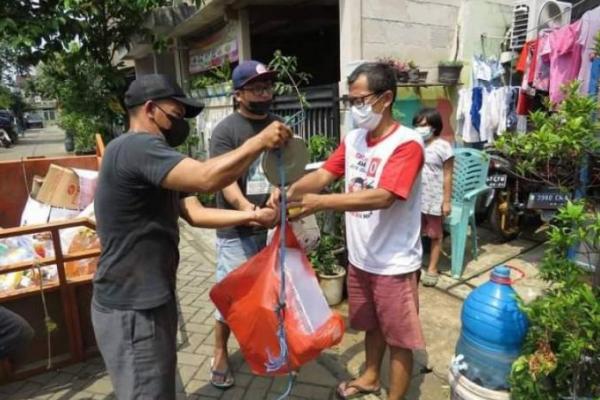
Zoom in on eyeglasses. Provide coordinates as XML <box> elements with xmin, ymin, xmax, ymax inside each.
<box><xmin>342</xmin><ymin>92</ymin><xmax>382</xmax><ymax>108</ymax></box>
<box><xmin>241</xmin><ymin>85</ymin><xmax>274</xmax><ymax>96</ymax></box>
<box><xmin>153</xmin><ymin>103</ymin><xmax>183</xmax><ymax>120</ymax></box>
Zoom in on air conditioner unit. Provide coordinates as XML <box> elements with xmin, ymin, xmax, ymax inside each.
<box><xmin>509</xmin><ymin>0</ymin><xmax>572</xmax><ymax>50</ymax></box>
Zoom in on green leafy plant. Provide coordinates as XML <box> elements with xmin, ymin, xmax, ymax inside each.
<box><xmin>510</xmin><ymin>201</ymin><xmax>600</xmax><ymax>399</ymax></box>
<box><xmin>594</xmin><ymin>30</ymin><xmax>600</xmax><ymax>58</ymax></box>
<box><xmin>191</xmin><ymin>74</ymin><xmax>218</xmax><ymax>90</ymax></box>
<box><xmin>268</xmin><ymin>50</ymin><xmax>311</xmax><ymax>108</ymax></box>
<box><xmin>211</xmin><ymin>59</ymin><xmax>232</xmax><ymax>82</ymax></box>
<box><xmin>308</xmin><ymin>234</ymin><xmax>344</xmax><ymax>276</ymax></box>
<box><xmin>59</xmin><ymin>112</ymin><xmax>102</xmax><ymax>153</ymax></box>
<box><xmin>495</xmin><ymin>81</ymin><xmax>600</xmax><ymax>192</ymax></box>
<box><xmin>407</xmin><ymin>60</ymin><xmax>418</xmax><ymax>70</ymax></box>
<box><xmin>308</xmin><ymin>134</ymin><xmax>337</xmax><ymax>163</ymax></box>
<box><xmin>197</xmin><ymin>192</ymin><xmax>216</xmax><ymax>207</ymax></box>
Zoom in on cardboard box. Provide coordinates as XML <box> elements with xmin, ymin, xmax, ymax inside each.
<box><xmin>36</xmin><ymin>164</ymin><xmax>81</xmax><ymax>210</ymax></box>
<box><xmin>31</xmin><ymin>175</ymin><xmax>44</xmax><ymax>199</ymax></box>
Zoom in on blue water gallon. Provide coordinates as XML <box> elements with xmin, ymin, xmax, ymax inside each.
<box><xmin>455</xmin><ymin>265</ymin><xmax>529</xmax><ymax>390</ymax></box>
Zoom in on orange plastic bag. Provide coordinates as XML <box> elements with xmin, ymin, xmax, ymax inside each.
<box><xmin>210</xmin><ymin>224</ymin><xmax>345</xmax><ymax>376</ymax></box>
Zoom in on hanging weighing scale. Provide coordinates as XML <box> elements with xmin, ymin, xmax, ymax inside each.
<box><xmin>262</xmin><ymin>136</ymin><xmax>310</xmax><ymax>187</ymax></box>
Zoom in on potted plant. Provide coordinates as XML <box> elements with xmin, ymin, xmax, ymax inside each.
<box><xmin>378</xmin><ymin>57</ymin><xmax>409</xmax><ymax>83</ymax></box>
<box><xmin>309</xmin><ymin>234</ymin><xmax>346</xmax><ymax>306</ymax></box>
<box><xmin>438</xmin><ymin>60</ymin><xmax>464</xmax><ymax>84</ymax></box>
<box><xmin>407</xmin><ymin>60</ymin><xmax>420</xmax><ymax>83</ymax></box>
<box><xmin>211</xmin><ymin>59</ymin><xmax>233</xmax><ymax>96</ymax></box>
<box><xmin>191</xmin><ymin>74</ymin><xmax>217</xmax><ymax>98</ymax></box>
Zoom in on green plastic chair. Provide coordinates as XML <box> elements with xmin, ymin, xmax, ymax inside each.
<box><xmin>443</xmin><ymin>148</ymin><xmax>490</xmax><ymax>278</ymax></box>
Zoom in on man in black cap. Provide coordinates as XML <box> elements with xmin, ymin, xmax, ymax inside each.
<box><xmin>92</xmin><ymin>74</ymin><xmax>291</xmax><ymax>399</ymax></box>
<box><xmin>207</xmin><ymin>60</ymin><xmax>282</xmax><ymax>389</ymax></box>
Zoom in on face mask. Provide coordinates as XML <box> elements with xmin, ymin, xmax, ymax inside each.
<box><xmin>351</xmin><ymin>103</ymin><xmax>383</xmax><ymax>131</ymax></box>
<box><xmin>415</xmin><ymin>126</ymin><xmax>433</xmax><ymax>141</ymax></box>
<box><xmin>153</xmin><ymin>104</ymin><xmax>190</xmax><ymax>147</ymax></box>
<box><xmin>247</xmin><ymin>100</ymin><xmax>272</xmax><ymax>115</ymax></box>
<box><xmin>163</xmin><ymin>117</ymin><xmax>190</xmax><ymax>147</ymax></box>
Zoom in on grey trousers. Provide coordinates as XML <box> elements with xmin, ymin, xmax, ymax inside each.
<box><xmin>91</xmin><ymin>297</ymin><xmax>178</xmax><ymax>400</ymax></box>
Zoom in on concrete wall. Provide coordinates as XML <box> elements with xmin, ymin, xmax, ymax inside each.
<box><xmin>458</xmin><ymin>0</ymin><xmax>514</xmax><ymax>67</ymax></box>
<box><xmin>361</xmin><ymin>0</ymin><xmax>461</xmax><ymax>75</ymax></box>
<box><xmin>134</xmin><ymin>51</ymin><xmax>177</xmax><ymax>77</ymax></box>
<box><xmin>338</xmin><ymin>0</ymin><xmax>514</xmax><ymax>135</ymax></box>
<box><xmin>339</xmin><ymin>0</ymin><xmax>514</xmax><ymax>83</ymax></box>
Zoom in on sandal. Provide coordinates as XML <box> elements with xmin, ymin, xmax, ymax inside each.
<box><xmin>209</xmin><ymin>357</ymin><xmax>234</xmax><ymax>389</ymax></box>
<box><xmin>336</xmin><ymin>380</ymin><xmax>381</xmax><ymax>399</ymax></box>
<box><xmin>421</xmin><ymin>272</ymin><xmax>439</xmax><ymax>287</ymax></box>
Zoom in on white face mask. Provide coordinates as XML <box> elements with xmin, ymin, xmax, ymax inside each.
<box><xmin>351</xmin><ymin>103</ymin><xmax>383</xmax><ymax>131</ymax></box>
<box><xmin>415</xmin><ymin>126</ymin><xmax>433</xmax><ymax>141</ymax></box>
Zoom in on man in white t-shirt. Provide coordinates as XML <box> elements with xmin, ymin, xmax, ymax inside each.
<box><xmin>269</xmin><ymin>62</ymin><xmax>425</xmax><ymax>400</ymax></box>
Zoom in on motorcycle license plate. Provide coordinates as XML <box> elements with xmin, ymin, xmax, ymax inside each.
<box><xmin>486</xmin><ymin>174</ymin><xmax>507</xmax><ymax>189</ymax></box>
<box><xmin>526</xmin><ymin>192</ymin><xmax>570</xmax><ymax>210</ymax></box>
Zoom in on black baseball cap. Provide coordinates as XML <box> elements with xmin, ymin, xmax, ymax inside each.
<box><xmin>233</xmin><ymin>60</ymin><xmax>278</xmax><ymax>90</ymax></box>
<box><xmin>124</xmin><ymin>74</ymin><xmax>204</xmax><ymax>118</ymax></box>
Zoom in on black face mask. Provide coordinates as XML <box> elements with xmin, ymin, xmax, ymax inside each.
<box><xmin>247</xmin><ymin>100</ymin><xmax>272</xmax><ymax>115</ymax></box>
<box><xmin>154</xmin><ymin>104</ymin><xmax>190</xmax><ymax>147</ymax></box>
<box><xmin>162</xmin><ymin>117</ymin><xmax>190</xmax><ymax>147</ymax></box>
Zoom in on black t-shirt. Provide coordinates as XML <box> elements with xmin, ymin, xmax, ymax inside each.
<box><xmin>93</xmin><ymin>133</ymin><xmax>185</xmax><ymax>310</ymax></box>
<box><xmin>209</xmin><ymin>112</ymin><xmax>278</xmax><ymax>239</ymax></box>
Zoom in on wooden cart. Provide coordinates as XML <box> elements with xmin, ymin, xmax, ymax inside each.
<box><xmin>0</xmin><ymin>136</ymin><xmax>104</xmax><ymax>382</ymax></box>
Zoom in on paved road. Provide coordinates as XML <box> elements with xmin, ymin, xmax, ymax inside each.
<box><xmin>0</xmin><ymin>126</ymin><xmax>68</xmax><ymax>161</ymax></box>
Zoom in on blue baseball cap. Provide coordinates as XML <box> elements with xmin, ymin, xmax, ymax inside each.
<box><xmin>232</xmin><ymin>60</ymin><xmax>278</xmax><ymax>90</ymax></box>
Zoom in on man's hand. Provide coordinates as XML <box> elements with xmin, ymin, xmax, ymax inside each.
<box><xmin>251</xmin><ymin>207</ymin><xmax>278</xmax><ymax>228</ymax></box>
<box><xmin>442</xmin><ymin>201</ymin><xmax>452</xmax><ymax>217</ymax></box>
<box><xmin>256</xmin><ymin>121</ymin><xmax>293</xmax><ymax>149</ymax></box>
<box><xmin>267</xmin><ymin>187</ymin><xmax>281</xmax><ymax>209</ymax></box>
<box><xmin>287</xmin><ymin>193</ymin><xmax>324</xmax><ymax>221</ymax></box>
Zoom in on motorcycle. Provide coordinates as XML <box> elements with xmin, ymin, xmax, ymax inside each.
<box><xmin>480</xmin><ymin>146</ymin><xmax>570</xmax><ymax>240</ymax></box>
<box><xmin>0</xmin><ymin>128</ymin><xmax>12</xmax><ymax>148</ymax></box>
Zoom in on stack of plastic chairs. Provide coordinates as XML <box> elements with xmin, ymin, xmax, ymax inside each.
<box><xmin>444</xmin><ymin>148</ymin><xmax>490</xmax><ymax>278</ymax></box>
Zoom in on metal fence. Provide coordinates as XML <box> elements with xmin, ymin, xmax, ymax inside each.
<box><xmin>271</xmin><ymin>83</ymin><xmax>340</xmax><ymax>142</ymax></box>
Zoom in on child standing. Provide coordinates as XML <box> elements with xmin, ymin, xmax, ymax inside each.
<box><xmin>413</xmin><ymin>108</ymin><xmax>454</xmax><ymax>287</ymax></box>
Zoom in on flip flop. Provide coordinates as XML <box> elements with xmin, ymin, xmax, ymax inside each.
<box><xmin>209</xmin><ymin>357</ymin><xmax>234</xmax><ymax>389</ymax></box>
<box><xmin>336</xmin><ymin>380</ymin><xmax>382</xmax><ymax>399</ymax></box>
<box><xmin>421</xmin><ymin>272</ymin><xmax>439</xmax><ymax>287</ymax></box>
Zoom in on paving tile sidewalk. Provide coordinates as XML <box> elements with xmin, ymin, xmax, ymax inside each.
<box><xmin>3</xmin><ymin>217</ymin><xmax>550</xmax><ymax>399</ymax></box>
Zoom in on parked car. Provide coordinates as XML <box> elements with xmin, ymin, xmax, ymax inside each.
<box><xmin>25</xmin><ymin>113</ymin><xmax>44</xmax><ymax>129</ymax></box>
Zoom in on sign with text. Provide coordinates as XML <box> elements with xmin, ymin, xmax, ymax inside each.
<box><xmin>189</xmin><ymin>38</ymin><xmax>238</xmax><ymax>74</ymax></box>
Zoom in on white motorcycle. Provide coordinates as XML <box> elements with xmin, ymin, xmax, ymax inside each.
<box><xmin>0</xmin><ymin>128</ymin><xmax>12</xmax><ymax>148</ymax></box>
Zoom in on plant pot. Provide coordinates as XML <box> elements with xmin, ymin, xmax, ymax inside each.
<box><xmin>217</xmin><ymin>83</ymin><xmax>228</xmax><ymax>96</ymax></box>
<box><xmin>408</xmin><ymin>68</ymin><xmax>420</xmax><ymax>83</ymax></box>
<box><xmin>318</xmin><ymin>265</ymin><xmax>346</xmax><ymax>306</ymax></box>
<box><xmin>206</xmin><ymin>85</ymin><xmax>217</xmax><ymax>97</ymax></box>
<box><xmin>197</xmin><ymin>88</ymin><xmax>208</xmax><ymax>98</ymax></box>
<box><xmin>395</xmin><ymin>70</ymin><xmax>409</xmax><ymax>83</ymax></box>
<box><xmin>438</xmin><ymin>64</ymin><xmax>463</xmax><ymax>84</ymax></box>
<box><xmin>223</xmin><ymin>81</ymin><xmax>233</xmax><ymax>96</ymax></box>
<box><xmin>64</xmin><ymin>131</ymin><xmax>75</xmax><ymax>152</ymax></box>
<box><xmin>418</xmin><ymin>70</ymin><xmax>428</xmax><ymax>82</ymax></box>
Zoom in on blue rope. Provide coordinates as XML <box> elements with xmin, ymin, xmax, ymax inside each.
<box><xmin>265</xmin><ymin>111</ymin><xmax>306</xmax><ymax>399</ymax></box>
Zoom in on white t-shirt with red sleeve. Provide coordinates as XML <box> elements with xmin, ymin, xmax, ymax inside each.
<box><xmin>323</xmin><ymin>124</ymin><xmax>425</xmax><ymax>276</ymax></box>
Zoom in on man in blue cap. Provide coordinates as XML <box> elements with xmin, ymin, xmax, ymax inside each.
<box><xmin>208</xmin><ymin>60</ymin><xmax>280</xmax><ymax>388</ymax></box>
<box><xmin>92</xmin><ymin>73</ymin><xmax>291</xmax><ymax>399</ymax></box>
